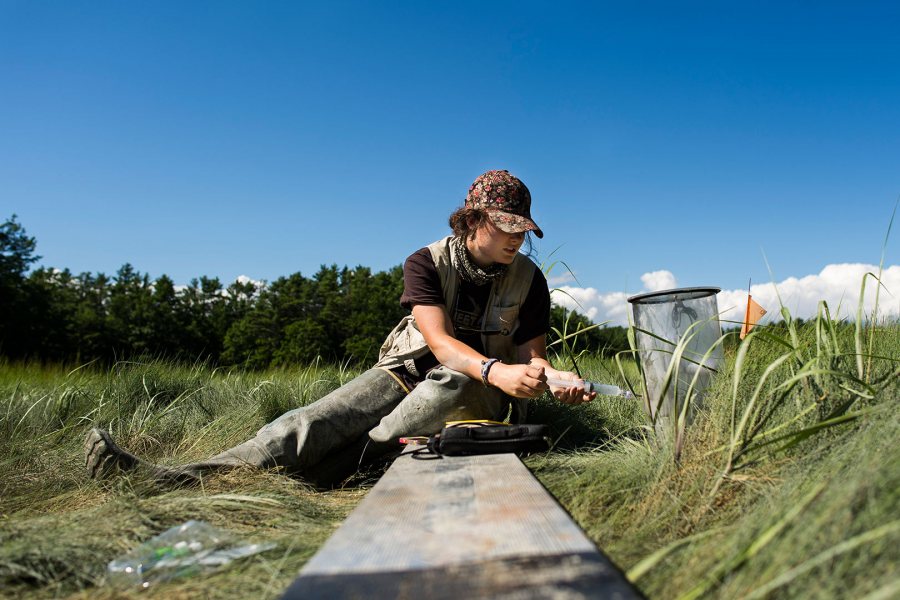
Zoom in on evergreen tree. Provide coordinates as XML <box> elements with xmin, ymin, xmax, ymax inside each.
<box><xmin>0</xmin><ymin>215</ymin><xmax>40</xmax><ymax>358</ymax></box>
<box><xmin>73</xmin><ymin>272</ymin><xmax>112</xmax><ymax>360</ymax></box>
<box><xmin>148</xmin><ymin>274</ymin><xmax>181</xmax><ymax>356</ymax></box>
<box><xmin>24</xmin><ymin>267</ymin><xmax>80</xmax><ymax>360</ymax></box>
<box><xmin>106</xmin><ymin>264</ymin><xmax>155</xmax><ymax>356</ymax></box>
<box><xmin>1</xmin><ymin>214</ymin><xmax>619</xmax><ymax>369</ymax></box>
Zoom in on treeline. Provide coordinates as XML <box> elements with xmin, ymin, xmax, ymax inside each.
<box><xmin>1</xmin><ymin>216</ymin><xmax>627</xmax><ymax>368</ymax></box>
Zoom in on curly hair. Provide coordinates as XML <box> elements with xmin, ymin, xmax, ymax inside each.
<box><xmin>448</xmin><ymin>207</ymin><xmax>487</xmax><ymax>240</ymax></box>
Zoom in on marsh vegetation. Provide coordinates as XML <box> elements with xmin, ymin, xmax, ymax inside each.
<box><xmin>1</xmin><ymin>306</ymin><xmax>896</xmax><ymax>598</ymax></box>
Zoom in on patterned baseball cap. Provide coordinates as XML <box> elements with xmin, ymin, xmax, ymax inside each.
<box><xmin>465</xmin><ymin>169</ymin><xmax>544</xmax><ymax>239</ymax></box>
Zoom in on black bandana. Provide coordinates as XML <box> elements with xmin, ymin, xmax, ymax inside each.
<box><xmin>450</xmin><ymin>236</ymin><xmax>508</xmax><ymax>286</ymax></box>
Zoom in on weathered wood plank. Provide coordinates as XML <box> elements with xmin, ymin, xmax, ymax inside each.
<box><xmin>282</xmin><ymin>450</ymin><xmax>640</xmax><ymax>599</ymax></box>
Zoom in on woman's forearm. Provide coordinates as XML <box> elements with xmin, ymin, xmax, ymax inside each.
<box><xmin>427</xmin><ymin>334</ymin><xmax>489</xmax><ymax>381</ymax></box>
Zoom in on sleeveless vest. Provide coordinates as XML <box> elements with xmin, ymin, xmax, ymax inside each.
<box><xmin>374</xmin><ymin>236</ymin><xmax>538</xmax><ymax>375</ymax></box>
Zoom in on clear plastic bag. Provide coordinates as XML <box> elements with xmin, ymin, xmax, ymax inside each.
<box><xmin>107</xmin><ymin>520</ymin><xmax>275</xmax><ymax>588</ymax></box>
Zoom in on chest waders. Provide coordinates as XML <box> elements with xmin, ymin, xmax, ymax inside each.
<box><xmin>148</xmin><ymin>238</ymin><xmax>537</xmax><ymax>485</ymax></box>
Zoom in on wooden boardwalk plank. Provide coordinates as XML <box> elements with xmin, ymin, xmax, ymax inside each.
<box><xmin>282</xmin><ymin>450</ymin><xmax>640</xmax><ymax>599</ymax></box>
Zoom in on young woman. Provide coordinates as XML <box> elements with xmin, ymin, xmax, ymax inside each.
<box><xmin>85</xmin><ymin>169</ymin><xmax>596</xmax><ymax>486</ymax></box>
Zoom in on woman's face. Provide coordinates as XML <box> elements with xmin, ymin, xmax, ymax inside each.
<box><xmin>466</xmin><ymin>218</ymin><xmax>526</xmax><ymax>267</ymax></box>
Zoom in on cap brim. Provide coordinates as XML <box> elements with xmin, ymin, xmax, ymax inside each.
<box><xmin>487</xmin><ymin>211</ymin><xmax>544</xmax><ymax>239</ymax></box>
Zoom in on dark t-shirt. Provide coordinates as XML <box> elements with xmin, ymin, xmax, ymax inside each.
<box><xmin>399</xmin><ymin>247</ymin><xmax>551</xmax><ymax>380</ymax></box>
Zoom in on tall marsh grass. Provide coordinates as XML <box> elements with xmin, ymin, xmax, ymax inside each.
<box><xmin>531</xmin><ymin>264</ymin><xmax>899</xmax><ymax>599</ymax></box>
<box><xmin>0</xmin><ymin>359</ymin><xmax>368</xmax><ymax>599</ymax></box>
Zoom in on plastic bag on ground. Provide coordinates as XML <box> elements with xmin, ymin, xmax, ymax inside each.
<box><xmin>107</xmin><ymin>520</ymin><xmax>275</xmax><ymax>588</ymax></box>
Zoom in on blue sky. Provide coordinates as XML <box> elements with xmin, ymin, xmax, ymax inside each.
<box><xmin>2</xmin><ymin>1</ymin><xmax>898</xmax><ymax>323</ymax></box>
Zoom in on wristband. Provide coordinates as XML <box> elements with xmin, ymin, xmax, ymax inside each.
<box><xmin>480</xmin><ymin>358</ymin><xmax>501</xmax><ymax>387</ymax></box>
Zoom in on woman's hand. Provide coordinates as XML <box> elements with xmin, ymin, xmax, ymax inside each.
<box><xmin>546</xmin><ymin>369</ymin><xmax>596</xmax><ymax>405</ymax></box>
<box><xmin>514</xmin><ymin>336</ymin><xmax>595</xmax><ymax>405</ymax></box>
<box><xmin>487</xmin><ymin>362</ymin><xmax>548</xmax><ymax>399</ymax></box>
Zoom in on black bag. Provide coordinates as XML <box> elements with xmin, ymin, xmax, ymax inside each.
<box><xmin>425</xmin><ymin>423</ymin><xmax>550</xmax><ymax>457</ymax></box>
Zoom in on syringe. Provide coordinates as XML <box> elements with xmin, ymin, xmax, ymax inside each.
<box><xmin>545</xmin><ymin>377</ymin><xmax>635</xmax><ymax>399</ymax></box>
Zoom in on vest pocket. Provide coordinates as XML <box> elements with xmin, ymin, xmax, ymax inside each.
<box><xmin>486</xmin><ymin>303</ymin><xmax>520</xmax><ymax>337</ymax></box>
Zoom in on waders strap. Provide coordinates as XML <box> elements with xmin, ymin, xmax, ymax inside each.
<box><xmin>378</xmin><ymin>367</ymin><xmax>412</xmax><ymax>395</ymax></box>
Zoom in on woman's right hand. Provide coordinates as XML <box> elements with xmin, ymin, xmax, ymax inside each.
<box><xmin>487</xmin><ymin>363</ymin><xmax>548</xmax><ymax>398</ymax></box>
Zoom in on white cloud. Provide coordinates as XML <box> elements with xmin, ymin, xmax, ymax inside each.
<box><xmin>546</xmin><ymin>272</ymin><xmax>576</xmax><ymax>286</ymax></box>
<box><xmin>226</xmin><ymin>275</ymin><xmax>265</xmax><ymax>300</ymax></box>
<box><xmin>640</xmin><ymin>270</ymin><xmax>677</xmax><ymax>292</ymax></box>
<box><xmin>551</xmin><ymin>263</ymin><xmax>900</xmax><ymax>327</ymax></box>
<box><xmin>171</xmin><ymin>275</ymin><xmax>266</xmax><ymax>298</ymax></box>
<box><xmin>235</xmin><ymin>274</ymin><xmax>264</xmax><ymax>288</ymax></box>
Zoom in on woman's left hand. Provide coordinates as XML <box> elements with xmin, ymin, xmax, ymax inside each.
<box><xmin>548</xmin><ymin>370</ymin><xmax>596</xmax><ymax>405</ymax></box>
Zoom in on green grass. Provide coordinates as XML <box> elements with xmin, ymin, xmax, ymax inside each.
<box><xmin>1</xmin><ymin>314</ymin><xmax>898</xmax><ymax>598</ymax></box>
<box><xmin>530</xmin><ymin>318</ymin><xmax>899</xmax><ymax>599</ymax></box>
<box><xmin>0</xmin><ymin>360</ymin><xmax>368</xmax><ymax>599</ymax></box>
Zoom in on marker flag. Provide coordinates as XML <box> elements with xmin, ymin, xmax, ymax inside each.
<box><xmin>740</xmin><ymin>295</ymin><xmax>767</xmax><ymax>340</ymax></box>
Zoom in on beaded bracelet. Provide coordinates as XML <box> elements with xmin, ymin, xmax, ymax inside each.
<box><xmin>481</xmin><ymin>358</ymin><xmax>501</xmax><ymax>387</ymax></box>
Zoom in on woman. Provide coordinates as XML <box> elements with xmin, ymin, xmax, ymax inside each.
<box><xmin>85</xmin><ymin>169</ymin><xmax>595</xmax><ymax>486</ymax></box>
